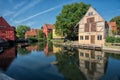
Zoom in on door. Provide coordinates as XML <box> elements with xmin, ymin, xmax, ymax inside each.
<box><xmin>91</xmin><ymin>35</ymin><xmax>95</xmax><ymax>44</ymax></box>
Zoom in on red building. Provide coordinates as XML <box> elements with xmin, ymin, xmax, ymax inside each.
<box><xmin>42</xmin><ymin>24</ymin><xmax>54</xmax><ymax>38</ymax></box>
<box><xmin>25</xmin><ymin>29</ymin><xmax>38</xmax><ymax>39</ymax></box>
<box><xmin>108</xmin><ymin>22</ymin><xmax>117</xmax><ymax>32</ymax></box>
<box><xmin>0</xmin><ymin>16</ymin><xmax>16</xmax><ymax>41</ymax></box>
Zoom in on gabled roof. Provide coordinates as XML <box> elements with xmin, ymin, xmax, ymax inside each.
<box><xmin>25</xmin><ymin>29</ymin><xmax>37</xmax><ymax>36</ymax></box>
<box><xmin>44</xmin><ymin>24</ymin><xmax>54</xmax><ymax>29</ymax></box>
<box><xmin>0</xmin><ymin>16</ymin><xmax>11</xmax><ymax>27</ymax></box>
<box><xmin>108</xmin><ymin>22</ymin><xmax>116</xmax><ymax>27</ymax></box>
<box><xmin>79</xmin><ymin>6</ymin><xmax>106</xmax><ymax>24</ymax></box>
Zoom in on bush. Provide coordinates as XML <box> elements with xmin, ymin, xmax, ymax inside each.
<box><xmin>106</xmin><ymin>36</ymin><xmax>120</xmax><ymax>43</ymax></box>
<box><xmin>28</xmin><ymin>37</ymin><xmax>38</xmax><ymax>43</ymax></box>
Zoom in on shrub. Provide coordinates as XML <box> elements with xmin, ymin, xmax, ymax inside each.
<box><xmin>106</xmin><ymin>36</ymin><xmax>120</xmax><ymax>43</ymax></box>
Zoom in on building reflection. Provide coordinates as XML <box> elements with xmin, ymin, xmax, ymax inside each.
<box><xmin>26</xmin><ymin>45</ymin><xmax>38</xmax><ymax>51</ymax></box>
<box><xmin>0</xmin><ymin>47</ymin><xmax>17</xmax><ymax>71</ymax></box>
<box><xmin>78</xmin><ymin>49</ymin><xmax>106</xmax><ymax>80</ymax></box>
<box><xmin>44</xmin><ymin>43</ymin><xmax>53</xmax><ymax>56</ymax></box>
<box><xmin>53</xmin><ymin>45</ymin><xmax>62</xmax><ymax>53</ymax></box>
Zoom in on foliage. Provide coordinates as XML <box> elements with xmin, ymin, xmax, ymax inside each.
<box><xmin>110</xmin><ymin>16</ymin><xmax>120</xmax><ymax>28</ymax></box>
<box><xmin>16</xmin><ymin>25</ymin><xmax>30</xmax><ymax>38</ymax></box>
<box><xmin>106</xmin><ymin>36</ymin><xmax>120</xmax><ymax>43</ymax></box>
<box><xmin>48</xmin><ymin>32</ymin><xmax>53</xmax><ymax>40</ymax></box>
<box><xmin>28</xmin><ymin>37</ymin><xmax>38</xmax><ymax>43</ymax></box>
<box><xmin>37</xmin><ymin>30</ymin><xmax>46</xmax><ymax>41</ymax></box>
<box><xmin>55</xmin><ymin>2</ymin><xmax>90</xmax><ymax>38</ymax></box>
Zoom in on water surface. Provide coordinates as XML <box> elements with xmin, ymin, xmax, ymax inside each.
<box><xmin>0</xmin><ymin>42</ymin><xmax>120</xmax><ymax>80</ymax></box>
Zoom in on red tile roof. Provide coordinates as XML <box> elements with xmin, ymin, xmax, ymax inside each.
<box><xmin>108</xmin><ymin>22</ymin><xmax>116</xmax><ymax>27</ymax></box>
<box><xmin>25</xmin><ymin>29</ymin><xmax>37</xmax><ymax>36</ymax></box>
<box><xmin>0</xmin><ymin>16</ymin><xmax>11</xmax><ymax>27</ymax></box>
<box><xmin>45</xmin><ymin>24</ymin><xmax>54</xmax><ymax>29</ymax></box>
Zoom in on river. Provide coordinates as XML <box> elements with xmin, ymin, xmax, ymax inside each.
<box><xmin>0</xmin><ymin>42</ymin><xmax>120</xmax><ymax>80</ymax></box>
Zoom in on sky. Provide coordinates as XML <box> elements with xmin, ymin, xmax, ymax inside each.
<box><xmin>0</xmin><ymin>0</ymin><xmax>120</xmax><ymax>29</ymax></box>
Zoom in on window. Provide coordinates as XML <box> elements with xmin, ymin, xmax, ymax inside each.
<box><xmin>87</xmin><ymin>17</ymin><xmax>94</xmax><ymax>23</ymax></box>
<box><xmin>85</xmin><ymin>53</ymin><xmax>89</xmax><ymax>57</ymax></box>
<box><xmin>80</xmin><ymin>52</ymin><xmax>84</xmax><ymax>56</ymax></box>
<box><xmin>80</xmin><ymin>36</ymin><xmax>83</xmax><ymax>40</ymax></box>
<box><xmin>91</xmin><ymin>22</ymin><xmax>96</xmax><ymax>32</ymax></box>
<box><xmin>85</xmin><ymin>23</ymin><xmax>89</xmax><ymax>32</ymax></box>
<box><xmin>97</xmin><ymin>35</ymin><xmax>102</xmax><ymax>40</ymax></box>
<box><xmin>88</xmin><ymin>12</ymin><xmax>93</xmax><ymax>16</ymax></box>
<box><xmin>85</xmin><ymin>36</ymin><xmax>89</xmax><ymax>40</ymax></box>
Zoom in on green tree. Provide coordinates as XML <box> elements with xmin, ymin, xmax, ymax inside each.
<box><xmin>37</xmin><ymin>30</ymin><xmax>46</xmax><ymax>41</ymax></box>
<box><xmin>55</xmin><ymin>2</ymin><xmax>90</xmax><ymax>38</ymax></box>
<box><xmin>48</xmin><ymin>32</ymin><xmax>52</xmax><ymax>40</ymax></box>
<box><xmin>16</xmin><ymin>25</ymin><xmax>30</xmax><ymax>38</ymax></box>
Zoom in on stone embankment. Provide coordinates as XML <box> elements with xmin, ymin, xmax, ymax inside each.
<box><xmin>53</xmin><ymin>41</ymin><xmax>120</xmax><ymax>53</ymax></box>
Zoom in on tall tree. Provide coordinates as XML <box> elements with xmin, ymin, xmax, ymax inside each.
<box><xmin>55</xmin><ymin>2</ymin><xmax>90</xmax><ymax>38</ymax></box>
<box><xmin>16</xmin><ymin>25</ymin><xmax>30</xmax><ymax>38</ymax></box>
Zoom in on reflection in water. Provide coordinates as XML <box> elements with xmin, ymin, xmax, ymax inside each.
<box><xmin>78</xmin><ymin>49</ymin><xmax>106</xmax><ymax>80</ymax></box>
<box><xmin>44</xmin><ymin>42</ymin><xmax>53</xmax><ymax>56</ymax></box>
<box><xmin>0</xmin><ymin>42</ymin><xmax>120</xmax><ymax>80</ymax></box>
<box><xmin>0</xmin><ymin>47</ymin><xmax>17</xmax><ymax>71</ymax></box>
<box><xmin>55</xmin><ymin>47</ymin><xmax>87</xmax><ymax>80</ymax></box>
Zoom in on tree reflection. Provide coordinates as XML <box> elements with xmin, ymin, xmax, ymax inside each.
<box><xmin>37</xmin><ymin>42</ymin><xmax>46</xmax><ymax>51</ymax></box>
<box><xmin>55</xmin><ymin>47</ymin><xmax>87</xmax><ymax>80</ymax></box>
<box><xmin>18</xmin><ymin>47</ymin><xmax>31</xmax><ymax>55</ymax></box>
<box><xmin>105</xmin><ymin>52</ymin><xmax>120</xmax><ymax>60</ymax></box>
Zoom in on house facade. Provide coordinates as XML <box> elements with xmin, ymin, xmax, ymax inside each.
<box><xmin>42</xmin><ymin>24</ymin><xmax>54</xmax><ymax>38</ymax></box>
<box><xmin>52</xmin><ymin>26</ymin><xmax>64</xmax><ymax>39</ymax></box>
<box><xmin>78</xmin><ymin>7</ymin><xmax>108</xmax><ymax>46</ymax></box>
<box><xmin>0</xmin><ymin>16</ymin><xmax>16</xmax><ymax>41</ymax></box>
<box><xmin>25</xmin><ymin>29</ymin><xmax>38</xmax><ymax>39</ymax></box>
<box><xmin>108</xmin><ymin>22</ymin><xmax>117</xmax><ymax>32</ymax></box>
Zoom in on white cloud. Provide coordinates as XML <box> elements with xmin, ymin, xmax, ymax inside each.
<box><xmin>13</xmin><ymin>0</ymin><xmax>43</xmax><ymax>18</ymax></box>
<box><xmin>14</xmin><ymin>4</ymin><xmax>62</xmax><ymax>24</ymax></box>
<box><xmin>3</xmin><ymin>10</ymin><xmax>14</xmax><ymax>17</ymax></box>
<box><xmin>14</xmin><ymin>1</ymin><xmax>27</xmax><ymax>10</ymax></box>
<box><xmin>25</xmin><ymin>21</ymin><xmax>36</xmax><ymax>27</ymax></box>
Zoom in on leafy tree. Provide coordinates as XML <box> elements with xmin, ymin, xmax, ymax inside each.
<box><xmin>55</xmin><ymin>2</ymin><xmax>90</xmax><ymax>38</ymax></box>
<box><xmin>48</xmin><ymin>32</ymin><xmax>52</xmax><ymax>40</ymax></box>
<box><xmin>37</xmin><ymin>30</ymin><xmax>46</xmax><ymax>41</ymax></box>
<box><xmin>16</xmin><ymin>25</ymin><xmax>30</xmax><ymax>38</ymax></box>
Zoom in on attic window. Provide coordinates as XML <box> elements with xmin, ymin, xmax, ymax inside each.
<box><xmin>88</xmin><ymin>12</ymin><xmax>93</xmax><ymax>16</ymax></box>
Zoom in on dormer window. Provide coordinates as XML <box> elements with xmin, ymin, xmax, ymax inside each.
<box><xmin>88</xmin><ymin>12</ymin><xmax>93</xmax><ymax>16</ymax></box>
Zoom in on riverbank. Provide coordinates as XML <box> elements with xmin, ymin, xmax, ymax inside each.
<box><xmin>53</xmin><ymin>41</ymin><xmax>120</xmax><ymax>53</ymax></box>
